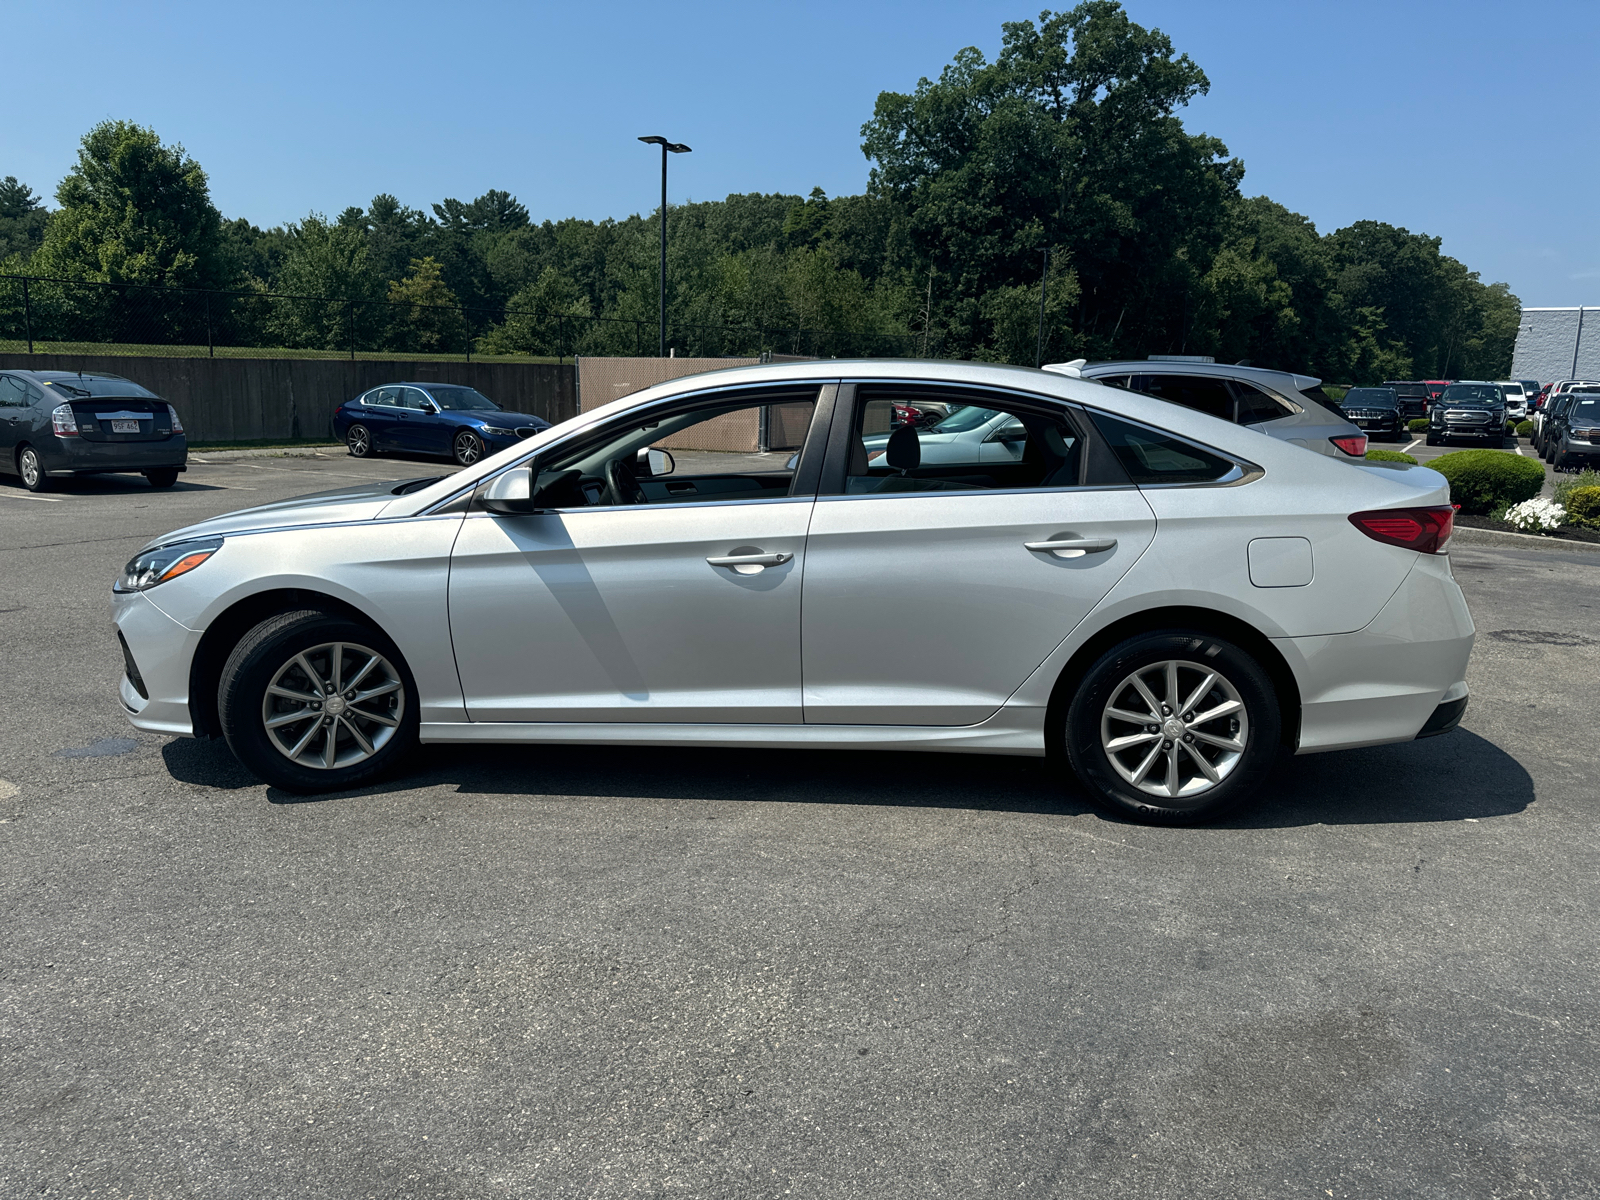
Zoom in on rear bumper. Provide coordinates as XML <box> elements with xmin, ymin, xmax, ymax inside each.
<box><xmin>42</xmin><ymin>435</ymin><xmax>187</xmax><ymax>475</ymax></box>
<box><xmin>1277</xmin><ymin>552</ymin><xmax>1475</xmax><ymax>754</ymax></box>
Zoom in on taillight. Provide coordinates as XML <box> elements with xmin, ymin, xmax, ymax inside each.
<box><xmin>167</xmin><ymin>403</ymin><xmax>184</xmax><ymax>434</ymax></box>
<box><xmin>1349</xmin><ymin>506</ymin><xmax>1454</xmax><ymax>554</ymax></box>
<box><xmin>1331</xmin><ymin>434</ymin><xmax>1368</xmax><ymax>456</ymax></box>
<box><xmin>50</xmin><ymin>403</ymin><xmax>79</xmax><ymax>437</ymax></box>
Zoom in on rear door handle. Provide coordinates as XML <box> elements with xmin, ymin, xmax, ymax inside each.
<box><xmin>1024</xmin><ymin>537</ymin><xmax>1117</xmax><ymax>558</ymax></box>
<box><xmin>707</xmin><ymin>552</ymin><xmax>793</xmax><ymax>574</ymax></box>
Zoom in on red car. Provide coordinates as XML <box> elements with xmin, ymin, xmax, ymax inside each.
<box><xmin>1423</xmin><ymin>380</ymin><xmax>1451</xmax><ymax>411</ymax></box>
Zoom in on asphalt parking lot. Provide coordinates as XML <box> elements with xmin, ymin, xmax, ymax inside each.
<box><xmin>3</xmin><ymin>453</ymin><xmax>1599</xmax><ymax>1199</ymax></box>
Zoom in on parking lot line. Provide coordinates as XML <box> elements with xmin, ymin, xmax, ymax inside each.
<box><xmin>0</xmin><ymin>491</ymin><xmax>65</xmax><ymax>503</ymax></box>
<box><xmin>1404</xmin><ymin>437</ymin><xmax>1422</xmax><ymax>453</ymax></box>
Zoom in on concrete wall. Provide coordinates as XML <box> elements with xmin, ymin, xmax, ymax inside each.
<box><xmin>0</xmin><ymin>353</ymin><xmax>577</xmax><ymax>444</ymax></box>
<box><xmin>575</xmin><ymin>356</ymin><xmax>814</xmax><ymax>453</ymax></box>
<box><xmin>1510</xmin><ymin>308</ymin><xmax>1600</xmax><ymax>383</ymax></box>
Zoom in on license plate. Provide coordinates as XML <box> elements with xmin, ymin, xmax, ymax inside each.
<box><xmin>112</xmin><ymin>419</ymin><xmax>141</xmax><ymax>433</ymax></box>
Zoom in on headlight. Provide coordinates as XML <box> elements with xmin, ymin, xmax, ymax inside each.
<box><xmin>115</xmin><ymin>538</ymin><xmax>223</xmax><ymax>592</ymax></box>
<box><xmin>483</xmin><ymin>426</ymin><xmax>518</xmax><ymax>438</ymax></box>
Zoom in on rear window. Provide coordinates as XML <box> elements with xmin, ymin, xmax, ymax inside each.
<box><xmin>1297</xmin><ymin>385</ymin><xmax>1348</xmax><ymax>416</ymax></box>
<box><xmin>1088</xmin><ymin>412</ymin><xmax>1239</xmax><ymax>485</ymax></box>
<box><xmin>40</xmin><ymin>376</ymin><xmax>159</xmax><ymax>399</ymax></box>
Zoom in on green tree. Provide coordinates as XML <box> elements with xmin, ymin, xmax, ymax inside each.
<box><xmin>0</xmin><ymin>177</ymin><xmax>49</xmax><ymax>262</ymax></box>
<box><xmin>268</xmin><ymin>213</ymin><xmax>383</xmax><ymax>350</ymax></box>
<box><xmin>386</xmin><ymin>256</ymin><xmax>467</xmax><ymax>354</ymax></box>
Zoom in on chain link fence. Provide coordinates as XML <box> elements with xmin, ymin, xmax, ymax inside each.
<box><xmin>0</xmin><ymin>274</ymin><xmax>942</xmax><ymax>363</ymax></box>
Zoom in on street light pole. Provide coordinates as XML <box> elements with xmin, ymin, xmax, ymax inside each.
<box><xmin>638</xmin><ymin>135</ymin><xmax>692</xmax><ymax>357</ymax></box>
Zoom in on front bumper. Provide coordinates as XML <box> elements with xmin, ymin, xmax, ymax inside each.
<box><xmin>111</xmin><ymin>590</ymin><xmax>202</xmax><ymax>735</ymax></box>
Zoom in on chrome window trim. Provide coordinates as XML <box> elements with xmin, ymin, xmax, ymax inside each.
<box><xmin>458</xmin><ymin>492</ymin><xmax>818</xmax><ymax>520</ymax></box>
<box><xmin>812</xmin><ymin>483</ymin><xmax>1141</xmax><ymax>505</ymax></box>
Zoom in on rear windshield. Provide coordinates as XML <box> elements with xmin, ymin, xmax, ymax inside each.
<box><xmin>1440</xmin><ymin>384</ymin><xmax>1503</xmax><ymax>403</ymax></box>
<box><xmin>1343</xmin><ymin>389</ymin><xmax>1398</xmax><ymax>407</ymax></box>
<box><xmin>1297</xmin><ymin>384</ymin><xmax>1348</xmax><ymax>416</ymax></box>
<box><xmin>41</xmin><ymin>376</ymin><xmax>159</xmax><ymax>399</ymax></box>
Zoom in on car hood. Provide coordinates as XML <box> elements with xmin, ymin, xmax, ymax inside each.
<box><xmin>140</xmin><ymin>476</ymin><xmax>444</xmax><ymax>551</ymax></box>
<box><xmin>461</xmin><ymin>410</ymin><xmax>548</xmax><ymax>428</ymax></box>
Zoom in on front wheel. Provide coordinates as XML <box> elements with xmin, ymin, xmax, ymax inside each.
<box><xmin>452</xmin><ymin>429</ymin><xmax>485</xmax><ymax>466</ymax></box>
<box><xmin>1059</xmin><ymin>630</ymin><xmax>1282</xmax><ymax>824</ymax></box>
<box><xmin>17</xmin><ymin>446</ymin><xmax>49</xmax><ymax>492</ymax></box>
<box><xmin>1425</xmin><ymin>433</ymin><xmax>1440</xmax><ymax>447</ymax></box>
<box><xmin>218</xmin><ymin>609</ymin><xmax>418</xmax><ymax>792</ymax></box>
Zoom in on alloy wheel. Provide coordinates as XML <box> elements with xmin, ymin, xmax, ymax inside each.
<box><xmin>1099</xmin><ymin>659</ymin><xmax>1248</xmax><ymax>799</ymax></box>
<box><xmin>19</xmin><ymin>448</ymin><xmax>43</xmax><ymax>490</ymax></box>
<box><xmin>347</xmin><ymin>424</ymin><xmax>371</xmax><ymax>457</ymax></box>
<box><xmin>259</xmin><ymin>641</ymin><xmax>405</xmax><ymax>770</ymax></box>
<box><xmin>453</xmin><ymin>431</ymin><xmax>483</xmax><ymax>466</ymax></box>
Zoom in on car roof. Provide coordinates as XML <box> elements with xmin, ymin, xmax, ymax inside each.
<box><xmin>1078</xmin><ymin>359</ymin><xmax>1322</xmax><ymax>392</ymax></box>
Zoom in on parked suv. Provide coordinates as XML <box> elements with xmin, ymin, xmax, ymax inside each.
<box><xmin>0</xmin><ymin>370</ymin><xmax>187</xmax><ymax>492</ymax></box>
<box><xmin>1426</xmin><ymin>382</ymin><xmax>1506</xmax><ymax>446</ymax></box>
<box><xmin>1546</xmin><ymin>389</ymin><xmax>1600</xmax><ymax>470</ymax></box>
<box><xmin>1059</xmin><ymin>360</ymin><xmax>1368</xmax><ymax>458</ymax></box>
<box><xmin>1533</xmin><ymin>383</ymin><xmax>1599</xmax><ymax>454</ymax></box>
<box><xmin>1496</xmin><ymin>381</ymin><xmax>1529</xmax><ymax>420</ymax></box>
<box><xmin>1380</xmin><ymin>381</ymin><xmax>1431</xmax><ymax>421</ymax></box>
<box><xmin>1339</xmin><ymin>387</ymin><xmax>1407</xmax><ymax>440</ymax></box>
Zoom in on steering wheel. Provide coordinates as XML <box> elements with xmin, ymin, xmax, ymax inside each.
<box><xmin>604</xmin><ymin>455</ymin><xmax>645</xmax><ymax>506</ymax></box>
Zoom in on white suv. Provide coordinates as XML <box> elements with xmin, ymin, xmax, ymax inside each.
<box><xmin>1496</xmin><ymin>381</ymin><xmax>1528</xmax><ymax>420</ymax></box>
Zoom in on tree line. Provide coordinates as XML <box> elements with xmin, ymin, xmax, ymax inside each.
<box><xmin>1</xmin><ymin>1</ymin><xmax>1519</xmax><ymax>379</ymax></box>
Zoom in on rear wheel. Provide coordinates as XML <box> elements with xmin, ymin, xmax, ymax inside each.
<box><xmin>452</xmin><ymin>429</ymin><xmax>484</xmax><ymax>466</ymax></box>
<box><xmin>218</xmin><ymin>609</ymin><xmax>418</xmax><ymax>792</ymax></box>
<box><xmin>1059</xmin><ymin>630</ymin><xmax>1282</xmax><ymax>825</ymax></box>
<box><xmin>144</xmin><ymin>468</ymin><xmax>179</xmax><ymax>488</ymax></box>
<box><xmin>347</xmin><ymin>423</ymin><xmax>375</xmax><ymax>458</ymax></box>
<box><xmin>17</xmin><ymin>446</ymin><xmax>49</xmax><ymax>492</ymax></box>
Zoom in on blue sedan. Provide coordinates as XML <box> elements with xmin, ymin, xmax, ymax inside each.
<box><xmin>333</xmin><ymin>383</ymin><xmax>551</xmax><ymax>466</ymax></box>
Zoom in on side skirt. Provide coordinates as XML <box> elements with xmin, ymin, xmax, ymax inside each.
<box><xmin>419</xmin><ymin>708</ymin><xmax>1047</xmax><ymax>756</ymax></box>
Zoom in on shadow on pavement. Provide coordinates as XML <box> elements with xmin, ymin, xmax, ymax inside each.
<box><xmin>164</xmin><ymin>725</ymin><xmax>1533</xmax><ymax>827</ymax></box>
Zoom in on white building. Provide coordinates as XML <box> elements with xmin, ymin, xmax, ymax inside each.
<box><xmin>1511</xmin><ymin>307</ymin><xmax>1600</xmax><ymax>382</ymax></box>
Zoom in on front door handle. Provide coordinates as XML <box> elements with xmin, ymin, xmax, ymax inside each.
<box><xmin>1024</xmin><ymin>537</ymin><xmax>1117</xmax><ymax>558</ymax></box>
<box><xmin>707</xmin><ymin>551</ymin><xmax>794</xmax><ymax>575</ymax></box>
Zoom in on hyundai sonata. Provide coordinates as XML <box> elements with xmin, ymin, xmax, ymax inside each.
<box><xmin>112</xmin><ymin>360</ymin><xmax>1474</xmax><ymax>823</ymax></box>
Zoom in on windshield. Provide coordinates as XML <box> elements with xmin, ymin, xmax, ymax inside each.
<box><xmin>1573</xmin><ymin>398</ymin><xmax>1600</xmax><ymax>421</ymax></box>
<box><xmin>1500</xmin><ymin>384</ymin><xmax>1523</xmax><ymax>396</ymax></box>
<box><xmin>930</xmin><ymin>404</ymin><xmax>1000</xmax><ymax>433</ymax></box>
<box><xmin>1385</xmin><ymin>383</ymin><xmax>1428</xmax><ymax>398</ymax></box>
<box><xmin>426</xmin><ymin>386</ymin><xmax>500</xmax><ymax>411</ymax></box>
<box><xmin>1344</xmin><ymin>389</ymin><xmax>1397</xmax><ymax>407</ymax></box>
<box><xmin>41</xmin><ymin>376</ymin><xmax>159</xmax><ymax>399</ymax></box>
<box><xmin>1441</xmin><ymin>384</ymin><xmax>1502</xmax><ymax>404</ymax></box>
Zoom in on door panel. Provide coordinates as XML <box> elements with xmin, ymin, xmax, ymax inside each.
<box><xmin>395</xmin><ymin>387</ymin><xmax>444</xmax><ymax>454</ymax></box>
<box><xmin>800</xmin><ymin>489</ymin><xmax>1157</xmax><ymax>724</ymax></box>
<box><xmin>449</xmin><ymin>499</ymin><xmax>812</xmax><ymax>722</ymax></box>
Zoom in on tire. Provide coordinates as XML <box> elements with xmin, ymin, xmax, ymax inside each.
<box><xmin>1425</xmin><ymin>433</ymin><xmax>1440</xmax><ymax>447</ymax></box>
<box><xmin>218</xmin><ymin>609</ymin><xmax>418</xmax><ymax>792</ymax></box>
<box><xmin>452</xmin><ymin>429</ymin><xmax>485</xmax><ymax>466</ymax></box>
<box><xmin>347</xmin><ymin>423</ymin><xmax>375</xmax><ymax>458</ymax></box>
<box><xmin>17</xmin><ymin>445</ymin><xmax>49</xmax><ymax>492</ymax></box>
<box><xmin>1552</xmin><ymin>444</ymin><xmax>1569</xmax><ymax>471</ymax></box>
<box><xmin>1059</xmin><ymin>630</ymin><xmax>1282</xmax><ymax>825</ymax></box>
<box><xmin>144</xmin><ymin>468</ymin><xmax>179</xmax><ymax>488</ymax></box>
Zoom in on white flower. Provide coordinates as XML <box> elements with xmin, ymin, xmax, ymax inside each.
<box><xmin>1503</xmin><ymin>498</ymin><xmax>1567</xmax><ymax>533</ymax></box>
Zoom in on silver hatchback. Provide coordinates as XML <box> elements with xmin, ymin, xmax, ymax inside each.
<box><xmin>1056</xmin><ymin>360</ymin><xmax>1369</xmax><ymax>459</ymax></box>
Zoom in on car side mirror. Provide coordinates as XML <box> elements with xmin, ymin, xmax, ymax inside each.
<box><xmin>635</xmin><ymin>447</ymin><xmax>675</xmax><ymax>477</ymax></box>
<box><xmin>482</xmin><ymin>464</ymin><xmax>537</xmax><ymax>515</ymax></box>
<box><xmin>985</xmin><ymin>425</ymin><xmax>1028</xmax><ymax>444</ymax></box>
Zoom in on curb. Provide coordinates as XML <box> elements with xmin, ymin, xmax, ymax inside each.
<box><xmin>187</xmin><ymin>445</ymin><xmax>345</xmax><ymax>463</ymax></box>
<box><xmin>1452</xmin><ymin>526</ymin><xmax>1600</xmax><ymax>554</ymax></box>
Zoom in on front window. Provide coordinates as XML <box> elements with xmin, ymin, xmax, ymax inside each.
<box><xmin>530</xmin><ymin>390</ymin><xmax>818</xmax><ymax>508</ymax></box>
<box><xmin>426</xmin><ymin>386</ymin><xmax>501</xmax><ymax>411</ymax></box>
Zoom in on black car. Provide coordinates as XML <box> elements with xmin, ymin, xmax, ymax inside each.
<box><xmin>1545</xmin><ymin>387</ymin><xmax>1600</xmax><ymax>469</ymax></box>
<box><xmin>1426</xmin><ymin>382</ymin><xmax>1507</xmax><ymax>446</ymax></box>
<box><xmin>1339</xmin><ymin>387</ymin><xmax>1405</xmax><ymax>439</ymax></box>
<box><xmin>0</xmin><ymin>370</ymin><xmax>187</xmax><ymax>492</ymax></box>
<box><xmin>1379</xmin><ymin>380</ymin><xmax>1430</xmax><ymax>420</ymax></box>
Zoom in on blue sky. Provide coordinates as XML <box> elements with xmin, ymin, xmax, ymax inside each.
<box><xmin>8</xmin><ymin>0</ymin><xmax>1597</xmax><ymax>304</ymax></box>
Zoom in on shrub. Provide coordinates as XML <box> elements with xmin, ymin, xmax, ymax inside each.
<box><xmin>1515</xmin><ymin>420</ymin><xmax>1534</xmax><ymax>437</ymax></box>
<box><xmin>1553</xmin><ymin>467</ymin><xmax>1600</xmax><ymax>508</ymax></box>
<box><xmin>1365</xmin><ymin>449</ymin><xmax>1418</xmax><ymax>464</ymax></box>
<box><xmin>1504</xmin><ymin>498</ymin><xmax>1566</xmax><ymax>533</ymax></box>
<box><xmin>1564</xmin><ymin>485</ymin><xmax>1600</xmax><ymax>528</ymax></box>
<box><xmin>1429</xmin><ymin>450</ymin><xmax>1547</xmax><ymax>514</ymax></box>
<box><xmin>1407</xmin><ymin>418</ymin><xmax>1430</xmax><ymax>432</ymax></box>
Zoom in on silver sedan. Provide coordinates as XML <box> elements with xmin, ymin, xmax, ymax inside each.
<box><xmin>112</xmin><ymin>359</ymin><xmax>1474</xmax><ymax>823</ymax></box>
